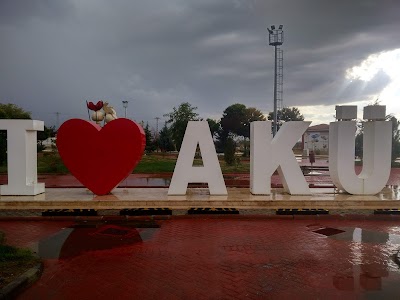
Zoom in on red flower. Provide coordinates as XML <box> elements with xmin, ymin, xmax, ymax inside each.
<box><xmin>87</xmin><ymin>101</ymin><xmax>104</xmax><ymax>111</ymax></box>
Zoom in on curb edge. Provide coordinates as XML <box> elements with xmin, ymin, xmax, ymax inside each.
<box><xmin>0</xmin><ymin>262</ymin><xmax>43</xmax><ymax>300</ymax></box>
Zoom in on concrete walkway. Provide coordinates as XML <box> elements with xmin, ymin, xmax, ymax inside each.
<box><xmin>2</xmin><ymin>187</ymin><xmax>400</xmax><ymax>211</ymax></box>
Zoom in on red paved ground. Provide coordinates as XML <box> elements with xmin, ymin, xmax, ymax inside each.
<box><xmin>1</xmin><ymin>218</ymin><xmax>400</xmax><ymax>299</ymax></box>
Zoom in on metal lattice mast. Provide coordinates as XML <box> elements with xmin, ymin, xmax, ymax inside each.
<box><xmin>267</xmin><ymin>25</ymin><xmax>284</xmax><ymax>136</ymax></box>
<box><xmin>276</xmin><ymin>47</ymin><xmax>283</xmax><ymax>111</ymax></box>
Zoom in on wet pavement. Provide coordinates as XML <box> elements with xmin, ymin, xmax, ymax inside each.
<box><xmin>1</xmin><ymin>217</ymin><xmax>400</xmax><ymax>299</ymax></box>
<box><xmin>2</xmin><ymin>165</ymin><xmax>400</xmax><ymax>189</ymax></box>
<box><xmin>3</xmin><ymin>187</ymin><xmax>400</xmax><ymax>212</ymax></box>
<box><xmin>0</xmin><ymin>167</ymin><xmax>399</xmax><ymax>189</ymax></box>
<box><xmin>1</xmin><ymin>154</ymin><xmax>399</xmax><ymax>189</ymax></box>
<box><xmin>1</xmin><ymin>158</ymin><xmax>400</xmax><ymax>298</ymax></box>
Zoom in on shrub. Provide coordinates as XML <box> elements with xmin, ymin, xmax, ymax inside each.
<box><xmin>224</xmin><ymin>137</ymin><xmax>236</xmax><ymax>166</ymax></box>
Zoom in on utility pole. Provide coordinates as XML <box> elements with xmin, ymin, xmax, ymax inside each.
<box><xmin>55</xmin><ymin>112</ymin><xmax>60</xmax><ymax>129</ymax></box>
<box><xmin>155</xmin><ymin>117</ymin><xmax>160</xmax><ymax>152</ymax></box>
<box><xmin>122</xmin><ymin>101</ymin><xmax>129</xmax><ymax>118</ymax></box>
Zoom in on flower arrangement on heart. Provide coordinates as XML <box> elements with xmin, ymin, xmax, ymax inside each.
<box><xmin>86</xmin><ymin>100</ymin><xmax>118</xmax><ymax>125</ymax></box>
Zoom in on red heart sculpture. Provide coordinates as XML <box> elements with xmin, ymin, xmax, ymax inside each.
<box><xmin>57</xmin><ymin>119</ymin><xmax>145</xmax><ymax>195</ymax></box>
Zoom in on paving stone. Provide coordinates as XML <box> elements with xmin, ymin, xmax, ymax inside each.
<box><xmin>0</xmin><ymin>218</ymin><xmax>399</xmax><ymax>299</ymax></box>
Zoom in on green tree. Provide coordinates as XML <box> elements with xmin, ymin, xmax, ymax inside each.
<box><xmin>158</xmin><ymin>123</ymin><xmax>175</xmax><ymax>152</ymax></box>
<box><xmin>220</xmin><ymin>104</ymin><xmax>266</xmax><ymax>138</ymax></box>
<box><xmin>37</xmin><ymin>125</ymin><xmax>56</xmax><ymax>152</ymax></box>
<box><xmin>0</xmin><ymin>103</ymin><xmax>31</xmax><ymax>119</ymax></box>
<box><xmin>219</xmin><ymin>103</ymin><xmax>265</xmax><ymax>158</ymax></box>
<box><xmin>355</xmin><ymin>130</ymin><xmax>363</xmax><ymax>159</ymax></box>
<box><xmin>354</xmin><ymin>116</ymin><xmax>400</xmax><ymax>164</ymax></box>
<box><xmin>268</xmin><ymin>107</ymin><xmax>304</xmax><ymax>130</ymax></box>
<box><xmin>164</xmin><ymin>102</ymin><xmax>200</xmax><ymax>151</ymax></box>
<box><xmin>0</xmin><ymin>104</ymin><xmax>31</xmax><ymax>164</ymax></box>
<box><xmin>220</xmin><ymin>104</ymin><xmax>247</xmax><ymax>139</ymax></box>
<box><xmin>0</xmin><ymin>135</ymin><xmax>6</xmax><ymax>165</ymax></box>
<box><xmin>242</xmin><ymin>107</ymin><xmax>266</xmax><ymax>156</ymax></box>
<box><xmin>144</xmin><ymin>122</ymin><xmax>156</xmax><ymax>153</ymax></box>
<box><xmin>354</xmin><ymin>100</ymin><xmax>400</xmax><ymax>164</ymax></box>
<box><xmin>224</xmin><ymin>137</ymin><xmax>236</xmax><ymax>166</ymax></box>
<box><xmin>206</xmin><ymin>118</ymin><xmax>220</xmax><ymax>139</ymax></box>
<box><xmin>391</xmin><ymin>116</ymin><xmax>400</xmax><ymax>163</ymax></box>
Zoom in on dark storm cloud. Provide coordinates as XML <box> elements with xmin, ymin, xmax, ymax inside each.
<box><xmin>0</xmin><ymin>0</ymin><xmax>75</xmax><ymax>24</ymax></box>
<box><xmin>1</xmin><ymin>0</ymin><xmax>400</xmax><ymax>128</ymax></box>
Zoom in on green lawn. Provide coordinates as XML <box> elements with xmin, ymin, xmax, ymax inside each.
<box><xmin>0</xmin><ymin>152</ymin><xmax>251</xmax><ymax>174</ymax></box>
<box><xmin>135</xmin><ymin>154</ymin><xmax>250</xmax><ymax>173</ymax></box>
<box><xmin>3</xmin><ymin>151</ymin><xmax>397</xmax><ymax>174</ymax></box>
<box><xmin>134</xmin><ymin>155</ymin><xmax>177</xmax><ymax>173</ymax></box>
<box><xmin>0</xmin><ymin>232</ymin><xmax>40</xmax><ymax>289</ymax></box>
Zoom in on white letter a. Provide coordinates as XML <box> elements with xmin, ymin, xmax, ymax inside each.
<box><xmin>168</xmin><ymin>121</ymin><xmax>227</xmax><ymax>195</ymax></box>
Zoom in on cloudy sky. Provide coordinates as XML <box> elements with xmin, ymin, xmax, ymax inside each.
<box><xmin>1</xmin><ymin>0</ymin><xmax>400</xmax><ymax>130</ymax></box>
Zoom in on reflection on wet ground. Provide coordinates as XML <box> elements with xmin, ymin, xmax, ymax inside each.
<box><xmin>384</xmin><ymin>185</ymin><xmax>400</xmax><ymax>200</ymax></box>
<box><xmin>118</xmin><ymin>174</ymin><xmax>334</xmax><ymax>188</ymax></box>
<box><xmin>1</xmin><ymin>219</ymin><xmax>399</xmax><ymax>299</ymax></box>
<box><xmin>312</xmin><ymin>226</ymin><xmax>400</xmax><ymax>297</ymax></box>
<box><xmin>2</xmin><ymin>159</ymin><xmax>400</xmax><ymax>189</ymax></box>
<box><xmin>35</xmin><ymin>222</ymin><xmax>160</xmax><ymax>259</ymax></box>
<box><xmin>119</xmin><ymin>178</ymin><xmax>171</xmax><ymax>187</ymax></box>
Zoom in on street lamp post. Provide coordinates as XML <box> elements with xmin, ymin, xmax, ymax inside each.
<box><xmin>155</xmin><ymin>117</ymin><xmax>160</xmax><ymax>152</ymax></box>
<box><xmin>122</xmin><ymin>101</ymin><xmax>129</xmax><ymax>118</ymax></box>
<box><xmin>155</xmin><ymin>117</ymin><xmax>160</xmax><ymax>139</ymax></box>
<box><xmin>267</xmin><ymin>25</ymin><xmax>284</xmax><ymax>136</ymax></box>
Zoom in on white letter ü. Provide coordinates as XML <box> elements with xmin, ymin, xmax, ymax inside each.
<box><xmin>329</xmin><ymin>105</ymin><xmax>391</xmax><ymax>195</ymax></box>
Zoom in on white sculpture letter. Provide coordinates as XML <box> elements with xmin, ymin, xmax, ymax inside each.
<box><xmin>0</xmin><ymin>120</ymin><xmax>45</xmax><ymax>195</ymax></box>
<box><xmin>168</xmin><ymin>121</ymin><xmax>227</xmax><ymax>195</ymax></box>
<box><xmin>250</xmin><ymin>121</ymin><xmax>311</xmax><ymax>195</ymax></box>
<box><xmin>329</xmin><ymin>105</ymin><xmax>391</xmax><ymax>195</ymax></box>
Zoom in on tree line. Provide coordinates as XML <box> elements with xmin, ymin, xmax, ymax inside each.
<box><xmin>145</xmin><ymin>102</ymin><xmax>304</xmax><ymax>165</ymax></box>
<box><xmin>0</xmin><ymin>104</ymin><xmax>57</xmax><ymax>165</ymax></box>
<box><xmin>1</xmin><ymin>102</ymin><xmax>400</xmax><ymax>167</ymax></box>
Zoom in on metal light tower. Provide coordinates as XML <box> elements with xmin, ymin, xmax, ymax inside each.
<box><xmin>122</xmin><ymin>101</ymin><xmax>129</xmax><ymax>118</ymax></box>
<box><xmin>154</xmin><ymin>117</ymin><xmax>160</xmax><ymax>139</ymax></box>
<box><xmin>267</xmin><ymin>25</ymin><xmax>284</xmax><ymax>136</ymax></box>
